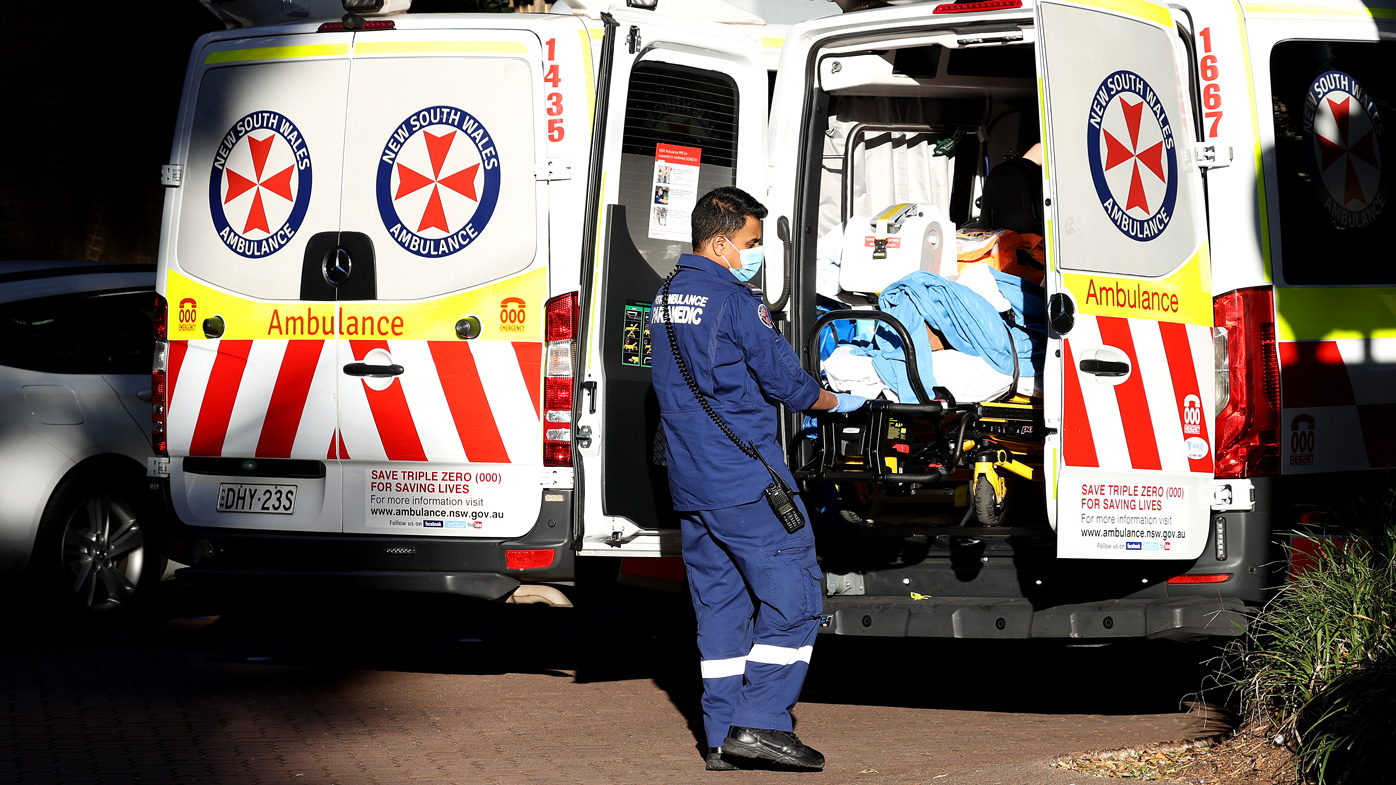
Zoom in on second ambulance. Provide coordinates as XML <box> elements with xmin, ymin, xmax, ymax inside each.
<box><xmin>151</xmin><ymin>0</ymin><xmax>1394</xmax><ymax>639</ymax></box>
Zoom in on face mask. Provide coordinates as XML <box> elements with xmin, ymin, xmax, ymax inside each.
<box><xmin>719</xmin><ymin>237</ymin><xmax>764</xmax><ymax>283</ymax></box>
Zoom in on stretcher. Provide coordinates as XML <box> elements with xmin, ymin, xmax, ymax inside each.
<box><xmin>794</xmin><ymin>309</ymin><xmax>1046</xmax><ymax>528</ymax></box>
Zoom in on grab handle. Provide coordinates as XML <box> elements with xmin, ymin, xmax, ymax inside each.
<box><xmin>343</xmin><ymin>362</ymin><xmax>404</xmax><ymax>378</ymax></box>
<box><xmin>1079</xmin><ymin>359</ymin><xmax>1129</xmax><ymax>377</ymax></box>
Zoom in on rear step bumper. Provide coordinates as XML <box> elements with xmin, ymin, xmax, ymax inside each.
<box><xmin>176</xmin><ymin>566</ymin><xmax>523</xmax><ymax>601</ymax></box>
<box><xmin>165</xmin><ymin>490</ymin><xmax>575</xmax><ymax>602</ymax></box>
<box><xmin>819</xmin><ymin>595</ymin><xmax>1249</xmax><ymax>641</ymax></box>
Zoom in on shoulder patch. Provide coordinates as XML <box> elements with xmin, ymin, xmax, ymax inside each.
<box><xmin>757</xmin><ymin>303</ymin><xmax>774</xmax><ymax>329</ymax></box>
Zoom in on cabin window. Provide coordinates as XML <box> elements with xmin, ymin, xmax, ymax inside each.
<box><xmin>616</xmin><ymin>61</ymin><xmax>740</xmax><ymax>273</ymax></box>
<box><xmin>1269</xmin><ymin>40</ymin><xmax>1393</xmax><ymax>286</ymax></box>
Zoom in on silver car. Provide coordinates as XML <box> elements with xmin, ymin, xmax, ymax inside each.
<box><xmin>0</xmin><ymin>262</ymin><xmax>166</xmax><ymax>613</ymax></box>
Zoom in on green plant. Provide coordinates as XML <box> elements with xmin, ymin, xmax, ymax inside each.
<box><xmin>1228</xmin><ymin>492</ymin><xmax>1395</xmax><ymax>784</ymax></box>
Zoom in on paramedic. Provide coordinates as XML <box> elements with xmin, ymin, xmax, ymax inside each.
<box><xmin>650</xmin><ymin>186</ymin><xmax>865</xmax><ymax>772</ymax></box>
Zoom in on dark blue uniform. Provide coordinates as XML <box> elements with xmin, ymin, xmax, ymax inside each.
<box><xmin>650</xmin><ymin>253</ymin><xmax>825</xmax><ymax>748</ymax></box>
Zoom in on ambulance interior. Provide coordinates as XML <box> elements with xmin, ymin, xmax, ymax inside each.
<box><xmin>790</xmin><ymin>39</ymin><xmax>1051</xmax><ymax>528</ymax></box>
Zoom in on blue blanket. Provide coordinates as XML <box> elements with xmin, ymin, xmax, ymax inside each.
<box><xmin>853</xmin><ymin>270</ymin><xmax>1046</xmax><ymax>403</ymax></box>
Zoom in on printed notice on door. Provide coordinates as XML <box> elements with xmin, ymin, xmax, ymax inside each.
<box><xmin>648</xmin><ymin>144</ymin><xmax>701</xmax><ymax>241</ymax></box>
<box><xmin>622</xmin><ymin>301</ymin><xmax>653</xmax><ymax>367</ymax></box>
<box><xmin>361</xmin><ymin>467</ymin><xmax>536</xmax><ymax>538</ymax></box>
<box><xmin>1057</xmin><ymin>470</ymin><xmax>1208</xmax><ymax>560</ymax></box>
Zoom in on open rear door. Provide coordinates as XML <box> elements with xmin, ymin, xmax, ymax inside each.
<box><xmin>574</xmin><ymin>11</ymin><xmax>767</xmax><ymax>557</ymax></box>
<box><xmin>1035</xmin><ymin>0</ymin><xmax>1213</xmax><ymax>560</ymax></box>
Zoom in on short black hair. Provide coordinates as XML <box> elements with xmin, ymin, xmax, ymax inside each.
<box><xmin>691</xmin><ymin>186</ymin><xmax>767</xmax><ymax>250</ymax></box>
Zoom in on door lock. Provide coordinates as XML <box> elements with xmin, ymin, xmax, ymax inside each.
<box><xmin>455</xmin><ymin>315</ymin><xmax>483</xmax><ymax>340</ymax></box>
<box><xmin>202</xmin><ymin>314</ymin><xmax>226</xmax><ymax>339</ymax></box>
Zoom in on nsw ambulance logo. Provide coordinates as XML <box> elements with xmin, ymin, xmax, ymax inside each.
<box><xmin>1304</xmin><ymin>71</ymin><xmax>1384</xmax><ymax>228</ymax></box>
<box><xmin>208</xmin><ymin>110</ymin><xmax>312</xmax><ymax>259</ymax></box>
<box><xmin>376</xmin><ymin>106</ymin><xmax>501</xmax><ymax>258</ymax></box>
<box><xmin>1087</xmin><ymin>70</ymin><xmax>1178</xmax><ymax>242</ymax></box>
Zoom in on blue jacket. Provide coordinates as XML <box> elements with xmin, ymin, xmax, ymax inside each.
<box><xmin>860</xmin><ymin>270</ymin><xmax>1047</xmax><ymax>403</ymax></box>
<box><xmin>651</xmin><ymin>254</ymin><xmax>822</xmax><ymax>510</ymax></box>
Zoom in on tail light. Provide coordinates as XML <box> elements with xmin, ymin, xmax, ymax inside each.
<box><xmin>506</xmin><ymin>549</ymin><xmax>556</xmax><ymax>570</ymax></box>
<box><xmin>152</xmin><ymin>294</ymin><xmax>169</xmax><ymax>457</ymax></box>
<box><xmin>1167</xmin><ymin>573</ymin><xmax>1232</xmax><ymax>584</ymax></box>
<box><xmin>1213</xmin><ymin>287</ymin><xmax>1279</xmax><ymax>478</ymax></box>
<box><xmin>544</xmin><ymin>293</ymin><xmax>579</xmax><ymax>467</ymax></box>
<box><xmin>317</xmin><ymin>19</ymin><xmax>395</xmax><ymax>31</ymax></box>
<box><xmin>933</xmin><ymin>0</ymin><xmax>1023</xmax><ymax>12</ymax></box>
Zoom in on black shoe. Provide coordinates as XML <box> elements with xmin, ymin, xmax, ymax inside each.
<box><xmin>722</xmin><ymin>727</ymin><xmax>825</xmax><ymax>771</ymax></box>
<box><xmin>705</xmin><ymin>747</ymin><xmax>739</xmax><ymax>771</ymax></box>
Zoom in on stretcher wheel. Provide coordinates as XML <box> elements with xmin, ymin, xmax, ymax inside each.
<box><xmin>974</xmin><ymin>476</ymin><xmax>1012</xmax><ymax>527</ymax></box>
<box><xmin>836</xmin><ymin>485</ymin><xmax>873</xmax><ymax>525</ymax></box>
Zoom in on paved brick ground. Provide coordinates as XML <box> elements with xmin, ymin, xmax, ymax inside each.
<box><xmin>0</xmin><ymin>590</ymin><xmax>1230</xmax><ymax>785</ymax></box>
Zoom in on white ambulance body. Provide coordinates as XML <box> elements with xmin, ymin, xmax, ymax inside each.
<box><xmin>753</xmin><ymin>0</ymin><xmax>1395</xmax><ymax>639</ymax></box>
<box><xmin>152</xmin><ymin>0</ymin><xmax>1394</xmax><ymax>638</ymax></box>
<box><xmin>152</xmin><ymin>0</ymin><xmax>804</xmax><ymax>599</ymax></box>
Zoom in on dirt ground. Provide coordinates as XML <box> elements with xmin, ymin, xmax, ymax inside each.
<box><xmin>1052</xmin><ymin>729</ymin><xmax>1301</xmax><ymax>784</ymax></box>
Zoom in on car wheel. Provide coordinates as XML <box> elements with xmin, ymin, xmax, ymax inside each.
<box><xmin>36</xmin><ymin>475</ymin><xmax>165</xmax><ymax>615</ymax></box>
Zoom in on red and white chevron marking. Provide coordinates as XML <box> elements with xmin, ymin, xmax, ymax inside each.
<box><xmin>166</xmin><ymin>339</ymin><xmax>543</xmax><ymax>464</ymax></box>
<box><xmin>1279</xmin><ymin>337</ymin><xmax>1396</xmax><ymax>473</ymax></box>
<box><xmin>1061</xmin><ymin>315</ymin><xmax>1214</xmax><ymax>475</ymax></box>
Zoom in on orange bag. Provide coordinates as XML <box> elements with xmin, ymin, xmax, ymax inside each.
<box><xmin>955</xmin><ymin>229</ymin><xmax>1046</xmax><ymax>286</ymax></box>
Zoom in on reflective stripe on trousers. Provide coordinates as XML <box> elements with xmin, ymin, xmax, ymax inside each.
<box><xmin>683</xmin><ymin>497</ymin><xmax>823</xmax><ymax>748</ymax></box>
<box><xmin>700</xmin><ymin>643</ymin><xmax>816</xmax><ymax>679</ymax></box>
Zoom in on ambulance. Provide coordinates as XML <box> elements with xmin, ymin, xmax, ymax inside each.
<box><xmin>151</xmin><ymin>0</ymin><xmax>1394</xmax><ymax>638</ymax></box>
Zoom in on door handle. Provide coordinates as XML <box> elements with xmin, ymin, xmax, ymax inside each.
<box><xmin>582</xmin><ymin>380</ymin><xmax>598</xmax><ymax>414</ymax></box>
<box><xmin>343</xmin><ymin>362</ymin><xmax>405</xmax><ymax>378</ymax></box>
<box><xmin>136</xmin><ymin>389</ymin><xmax>152</xmax><ymax>402</ymax></box>
<box><xmin>1079</xmin><ymin>359</ymin><xmax>1130</xmax><ymax>377</ymax></box>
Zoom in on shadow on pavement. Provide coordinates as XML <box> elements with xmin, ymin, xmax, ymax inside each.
<box><xmin>0</xmin><ymin>583</ymin><xmax>1234</xmax><ymax>784</ymax></box>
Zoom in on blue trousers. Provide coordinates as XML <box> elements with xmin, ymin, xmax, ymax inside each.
<box><xmin>681</xmin><ymin>497</ymin><xmax>823</xmax><ymax>748</ymax></box>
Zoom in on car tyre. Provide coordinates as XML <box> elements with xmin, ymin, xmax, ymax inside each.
<box><xmin>34</xmin><ymin>472</ymin><xmax>166</xmax><ymax>617</ymax></box>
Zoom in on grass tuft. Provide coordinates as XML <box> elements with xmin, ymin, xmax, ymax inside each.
<box><xmin>1222</xmin><ymin>492</ymin><xmax>1396</xmax><ymax>784</ymax></box>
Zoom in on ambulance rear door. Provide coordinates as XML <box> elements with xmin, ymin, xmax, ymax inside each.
<box><xmin>163</xmin><ymin>31</ymin><xmax>352</xmax><ymax>534</ymax></box>
<box><xmin>574</xmin><ymin>11</ymin><xmax>768</xmax><ymax>556</ymax></box>
<box><xmin>335</xmin><ymin>26</ymin><xmax>551</xmax><ymax>539</ymax></box>
<box><xmin>1034</xmin><ymin>0</ymin><xmax>1214</xmax><ymax>559</ymax></box>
